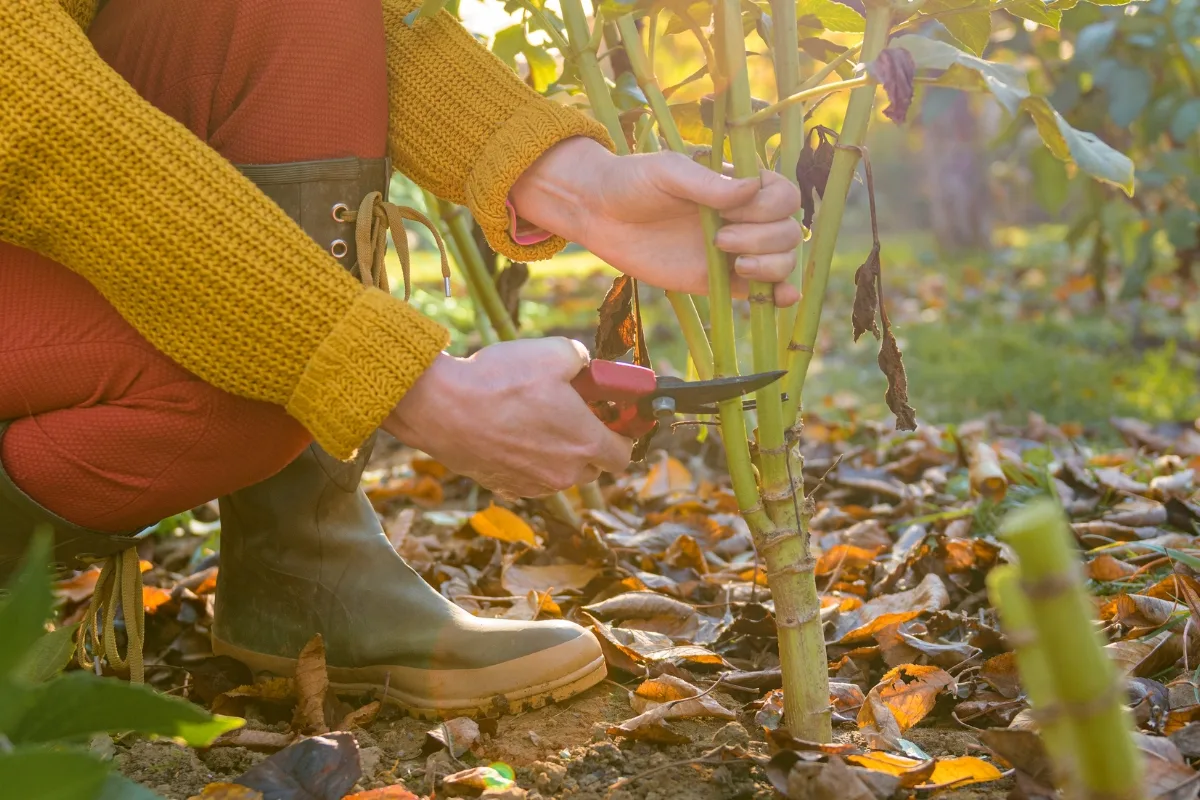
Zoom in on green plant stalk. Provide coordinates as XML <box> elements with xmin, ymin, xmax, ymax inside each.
<box><xmin>717</xmin><ymin>0</ymin><xmax>830</xmax><ymax>742</ymax></box>
<box><xmin>986</xmin><ymin>565</ymin><xmax>1078</xmax><ymax>792</ymax></box>
<box><xmin>732</xmin><ymin>76</ymin><xmax>869</xmax><ymax>128</ymax></box>
<box><xmin>559</xmin><ymin>0</ymin><xmax>713</xmax><ymax>380</ymax></box>
<box><xmin>434</xmin><ymin>198</ymin><xmax>520</xmax><ymax>342</ymax></box>
<box><xmin>782</xmin><ymin>5</ymin><xmax>890</xmax><ymax>425</ymax></box>
<box><xmin>768</xmin><ymin>0</ymin><xmax>806</xmax><ymax>363</ymax></box>
<box><xmin>426</xmin><ymin>194</ymin><xmax>584</xmax><ymax>527</ymax></box>
<box><xmin>422</xmin><ymin>191</ymin><xmax>497</xmax><ymax>346</ymax></box>
<box><xmin>998</xmin><ymin>499</ymin><xmax>1144</xmax><ymax>799</ymax></box>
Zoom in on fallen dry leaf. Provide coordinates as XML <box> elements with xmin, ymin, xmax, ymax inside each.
<box><xmin>630</xmin><ymin>674</ymin><xmax>735</xmax><ymax>720</ymax></box>
<box><xmin>835</xmin><ymin>573</ymin><xmax>950</xmax><ymax>643</ymax></box>
<box><xmin>845</xmin><ymin>751</ymin><xmax>936</xmax><ymax>788</ymax></box>
<box><xmin>1088</xmin><ymin>554</ymin><xmax>1140</xmax><ymax>581</ymax></box>
<box><xmin>471</xmin><ymin>504</ymin><xmax>538</xmax><ymax>547</ymax></box>
<box><xmin>293</xmin><ymin>634</ymin><xmax>330</xmax><ymax>735</ymax></box>
<box><xmin>211</xmin><ymin>677</ymin><xmax>296</xmax><ymax>716</ymax></box>
<box><xmin>501</xmin><ymin>563</ymin><xmax>598</xmax><ymax>596</ymax></box>
<box><xmin>920</xmin><ymin>756</ymin><xmax>1004</xmax><ymax>789</ymax></box>
<box><xmin>343</xmin><ymin>788</ymin><xmax>420</xmax><ymax>800</ymax></box>
<box><xmin>338</xmin><ymin>701</ymin><xmax>381</xmax><ymax>731</ymax></box>
<box><xmin>210</xmin><ymin>729</ymin><xmax>295</xmax><ymax>752</ymax></box>
<box><xmin>187</xmin><ymin>785</ymin><xmax>264</xmax><ymax>800</ymax></box>
<box><xmin>606</xmin><ymin>706</ymin><xmax>692</xmax><ymax>744</ymax></box>
<box><xmin>968</xmin><ymin>442</ymin><xmax>1007</xmax><ymax>503</ymax></box>
<box><xmin>426</xmin><ymin>717</ymin><xmax>481</xmax><ymax>758</ymax></box>
<box><xmin>638</xmin><ymin>452</ymin><xmax>694</xmax><ymax>502</ymax></box>
<box><xmin>858</xmin><ymin>664</ymin><xmax>956</xmax><ymax>748</ymax></box>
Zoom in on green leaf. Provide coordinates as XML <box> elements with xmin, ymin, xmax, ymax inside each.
<box><xmin>1103</xmin><ymin>64</ymin><xmax>1152</xmax><ymax>127</ymax></box>
<box><xmin>1021</xmin><ymin>96</ymin><xmax>1134</xmax><ymax>194</ymax></box>
<box><xmin>893</xmin><ymin>34</ymin><xmax>1135</xmax><ymax>195</ymax></box>
<box><xmin>796</xmin><ymin>0</ymin><xmax>866</xmax><ymax>32</ymax></box>
<box><xmin>10</xmin><ymin>672</ymin><xmax>243</xmax><ymax>746</ymax></box>
<box><xmin>1171</xmin><ymin>99</ymin><xmax>1200</xmax><ymax>142</ymax></box>
<box><xmin>918</xmin><ymin>0</ymin><xmax>991</xmax><ymax>56</ymax></box>
<box><xmin>492</xmin><ymin>24</ymin><xmax>527</xmax><ymax>67</ymax></box>
<box><xmin>1030</xmin><ymin>145</ymin><xmax>1070</xmax><ymax>213</ymax></box>
<box><xmin>1005</xmin><ymin>0</ymin><xmax>1062</xmax><ymax>28</ymax></box>
<box><xmin>12</xmin><ymin>623</ymin><xmax>79</xmax><ymax>684</ymax></box>
<box><xmin>403</xmin><ymin>0</ymin><xmax>450</xmax><ymax>26</ymax></box>
<box><xmin>1073</xmin><ymin>20</ymin><xmax>1117</xmax><ymax>63</ymax></box>
<box><xmin>0</xmin><ymin>529</ymin><xmax>54</xmax><ymax>677</ymax></box>
<box><xmin>1163</xmin><ymin>207</ymin><xmax>1200</xmax><ymax>251</ymax></box>
<box><xmin>894</xmin><ymin>35</ymin><xmax>1029</xmax><ymax>114</ymax></box>
<box><xmin>1084</xmin><ymin>0</ymin><xmax>1135</xmax><ymax>5</ymax></box>
<box><xmin>524</xmin><ymin>45</ymin><xmax>558</xmax><ymax>92</ymax></box>
<box><xmin>669</xmin><ymin>102</ymin><xmax>711</xmax><ymax>146</ymax></box>
<box><xmin>664</xmin><ymin>2</ymin><xmax>712</xmax><ymax>33</ymax></box>
<box><xmin>97</xmin><ymin>773</ymin><xmax>167</xmax><ymax>800</ymax></box>
<box><xmin>0</xmin><ymin>747</ymin><xmax>109</xmax><ymax>800</ymax></box>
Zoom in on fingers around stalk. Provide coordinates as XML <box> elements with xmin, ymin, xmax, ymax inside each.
<box><xmin>649</xmin><ymin>151</ymin><xmax>760</xmax><ymax>209</ymax></box>
<box><xmin>718</xmin><ymin>169</ymin><xmax>804</xmax><ymax>223</ymax></box>
<box><xmin>715</xmin><ymin>217</ymin><xmax>803</xmax><ymax>255</ymax></box>
<box><xmin>734</xmin><ymin>251</ymin><xmax>799</xmax><ymax>283</ymax></box>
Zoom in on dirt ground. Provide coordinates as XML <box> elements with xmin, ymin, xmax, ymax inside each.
<box><xmin>114</xmin><ymin>679</ymin><xmax>1012</xmax><ymax>798</ymax></box>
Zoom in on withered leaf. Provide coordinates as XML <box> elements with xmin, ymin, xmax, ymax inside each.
<box><xmin>879</xmin><ymin>327</ymin><xmax>917</xmax><ymax>431</ymax></box>
<box><xmin>835</xmin><ymin>573</ymin><xmax>950</xmax><ymax>643</ymax></box>
<box><xmin>795</xmin><ymin>125</ymin><xmax>837</xmax><ymax>228</ymax></box>
<box><xmin>338</xmin><ymin>701</ymin><xmax>381</xmax><ymax>732</ymax></box>
<box><xmin>235</xmin><ymin>732</ymin><xmax>361</xmax><ymax>799</ymax></box>
<box><xmin>211</xmin><ymin>729</ymin><xmax>296</xmax><ymax>753</ymax></box>
<box><xmin>845</xmin><ymin>751</ymin><xmax>936</xmax><ymax>788</ymax></box>
<box><xmin>756</xmin><ymin>688</ymin><xmax>786</xmax><ymax>730</ymax></box>
<box><xmin>968</xmin><ymin>442</ymin><xmax>1007</xmax><ymax>502</ymax></box>
<box><xmin>867</xmin><ymin>47</ymin><xmax>917</xmax><ymax>124</ymax></box>
<box><xmin>441</xmin><ymin>765</ymin><xmax>515</xmax><ymax>796</ymax></box>
<box><xmin>607</xmin><ymin>705</ymin><xmax>692</xmax><ymax>744</ymax></box>
<box><xmin>501</xmin><ymin>563</ymin><xmax>599</xmax><ymax>596</ymax></box>
<box><xmin>584</xmin><ymin>591</ymin><xmax>697</xmax><ymax>623</ymax></box>
<box><xmin>851</xmin><ymin>245</ymin><xmax>881</xmax><ymax>342</ymax></box>
<box><xmin>425</xmin><ymin>717</ymin><xmax>480</xmax><ymax>758</ymax></box>
<box><xmin>630</xmin><ymin>674</ymin><xmax>735</xmax><ymax>720</ymax></box>
<box><xmin>211</xmin><ymin>677</ymin><xmax>295</xmax><ymax>717</ymax></box>
<box><xmin>857</xmin><ymin>664</ymin><xmax>956</xmax><ymax>749</ymax></box>
<box><xmin>293</xmin><ymin>634</ymin><xmax>330</xmax><ymax>735</ymax></box>
<box><xmin>187</xmin><ymin>784</ymin><xmax>264</xmax><ymax>800</ymax></box>
<box><xmin>1115</xmin><ymin>594</ymin><xmax>1179</xmax><ymax>631</ymax></box>
<box><xmin>594</xmin><ymin>275</ymin><xmax>636</xmax><ymax>362</ymax></box>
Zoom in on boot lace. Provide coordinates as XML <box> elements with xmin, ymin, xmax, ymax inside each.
<box><xmin>345</xmin><ymin>191</ymin><xmax>450</xmax><ymax>298</ymax></box>
<box><xmin>75</xmin><ymin>547</ymin><xmax>144</xmax><ymax>683</ymax></box>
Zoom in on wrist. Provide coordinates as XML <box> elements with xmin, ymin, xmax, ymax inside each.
<box><xmin>384</xmin><ymin>352</ymin><xmax>461</xmax><ymax>447</ymax></box>
<box><xmin>509</xmin><ymin>136</ymin><xmax>615</xmax><ymax>245</ymax></box>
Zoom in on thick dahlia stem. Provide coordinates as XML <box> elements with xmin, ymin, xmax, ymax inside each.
<box><xmin>768</xmin><ymin>0</ymin><xmax>806</xmax><ymax>362</ymax></box>
<box><xmin>782</xmin><ymin>5</ymin><xmax>891</xmax><ymax>425</ymax></box>
<box><xmin>986</xmin><ymin>566</ymin><xmax>1078</xmax><ymax>792</ymax></box>
<box><xmin>716</xmin><ymin>0</ymin><xmax>830</xmax><ymax>741</ymax></box>
<box><xmin>998</xmin><ymin>500</ymin><xmax>1144</xmax><ymax>799</ymax></box>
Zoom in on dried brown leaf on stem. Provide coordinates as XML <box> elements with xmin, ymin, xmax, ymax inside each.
<box><xmin>594</xmin><ymin>275</ymin><xmax>637</xmax><ymax>362</ymax></box>
<box><xmin>866</xmin><ymin>48</ymin><xmax>916</xmax><ymax>123</ymax></box>
<box><xmin>851</xmin><ymin>244</ymin><xmax>881</xmax><ymax>342</ymax></box>
<box><xmin>795</xmin><ymin>125</ymin><xmax>837</xmax><ymax>228</ymax></box>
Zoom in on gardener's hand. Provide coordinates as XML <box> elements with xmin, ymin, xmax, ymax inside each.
<box><xmin>382</xmin><ymin>338</ymin><xmax>633</xmax><ymax>498</ymax></box>
<box><xmin>510</xmin><ymin>137</ymin><xmax>804</xmax><ymax>306</ymax></box>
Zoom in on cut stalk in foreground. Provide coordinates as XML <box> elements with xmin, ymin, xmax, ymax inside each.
<box><xmin>986</xmin><ymin>565</ymin><xmax>1077</xmax><ymax>791</ymax></box>
<box><xmin>997</xmin><ymin>499</ymin><xmax>1144</xmax><ymax>799</ymax></box>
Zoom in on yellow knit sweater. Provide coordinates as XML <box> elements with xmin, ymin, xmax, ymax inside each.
<box><xmin>0</xmin><ymin>0</ymin><xmax>611</xmax><ymax>459</ymax></box>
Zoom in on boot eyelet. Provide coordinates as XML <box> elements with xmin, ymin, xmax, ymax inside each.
<box><xmin>332</xmin><ymin>203</ymin><xmax>350</xmax><ymax>223</ymax></box>
<box><xmin>330</xmin><ymin>240</ymin><xmax>349</xmax><ymax>259</ymax></box>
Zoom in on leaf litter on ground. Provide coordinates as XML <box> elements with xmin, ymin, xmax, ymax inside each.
<box><xmin>59</xmin><ymin>406</ymin><xmax>1200</xmax><ymax>798</ymax></box>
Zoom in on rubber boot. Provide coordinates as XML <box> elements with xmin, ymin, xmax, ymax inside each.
<box><xmin>0</xmin><ymin>422</ymin><xmax>151</xmax><ymax>579</ymax></box>
<box><xmin>212</xmin><ymin>434</ymin><xmax>606</xmax><ymax>719</ymax></box>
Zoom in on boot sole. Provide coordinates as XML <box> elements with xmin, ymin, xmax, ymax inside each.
<box><xmin>212</xmin><ymin>636</ymin><xmax>608</xmax><ymax>721</ymax></box>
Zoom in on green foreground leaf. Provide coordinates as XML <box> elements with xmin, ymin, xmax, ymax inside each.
<box><xmin>0</xmin><ymin>529</ymin><xmax>54</xmax><ymax>676</ymax></box>
<box><xmin>0</xmin><ymin>748</ymin><xmax>109</xmax><ymax>800</ymax></box>
<box><xmin>12</xmin><ymin>623</ymin><xmax>80</xmax><ymax>684</ymax></box>
<box><xmin>9</xmin><ymin>672</ymin><xmax>243</xmax><ymax>746</ymax></box>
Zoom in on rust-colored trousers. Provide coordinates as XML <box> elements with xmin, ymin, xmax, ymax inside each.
<box><xmin>0</xmin><ymin>0</ymin><xmax>388</xmax><ymax>532</ymax></box>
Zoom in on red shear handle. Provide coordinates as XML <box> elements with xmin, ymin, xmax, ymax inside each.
<box><xmin>570</xmin><ymin>360</ymin><xmax>658</xmax><ymax>439</ymax></box>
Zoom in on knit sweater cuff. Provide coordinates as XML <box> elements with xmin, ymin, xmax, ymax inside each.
<box><xmin>466</xmin><ymin>102</ymin><xmax>613</xmax><ymax>263</ymax></box>
<box><xmin>286</xmin><ymin>289</ymin><xmax>450</xmax><ymax>459</ymax></box>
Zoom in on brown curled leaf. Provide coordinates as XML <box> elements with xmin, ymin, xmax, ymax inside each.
<box><xmin>796</xmin><ymin>126</ymin><xmax>837</xmax><ymax>228</ymax></box>
<box><xmin>852</xmin><ymin>244</ymin><xmax>881</xmax><ymax>342</ymax></box>
<box><xmin>868</xmin><ymin>48</ymin><xmax>917</xmax><ymax>124</ymax></box>
<box><xmin>594</xmin><ymin>275</ymin><xmax>636</xmax><ymax>361</ymax></box>
<box><xmin>880</xmin><ymin>327</ymin><xmax>917</xmax><ymax>431</ymax></box>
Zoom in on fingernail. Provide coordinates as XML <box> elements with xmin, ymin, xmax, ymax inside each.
<box><xmin>736</xmin><ymin>256</ymin><xmax>759</xmax><ymax>275</ymax></box>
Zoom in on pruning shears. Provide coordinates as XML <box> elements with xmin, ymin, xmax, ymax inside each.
<box><xmin>571</xmin><ymin>360</ymin><xmax>787</xmax><ymax>439</ymax></box>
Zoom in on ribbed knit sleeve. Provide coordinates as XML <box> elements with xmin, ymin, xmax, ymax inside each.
<box><xmin>381</xmin><ymin>0</ymin><xmax>615</xmax><ymax>262</ymax></box>
<box><xmin>1</xmin><ymin>0</ymin><xmax>450</xmax><ymax>460</ymax></box>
